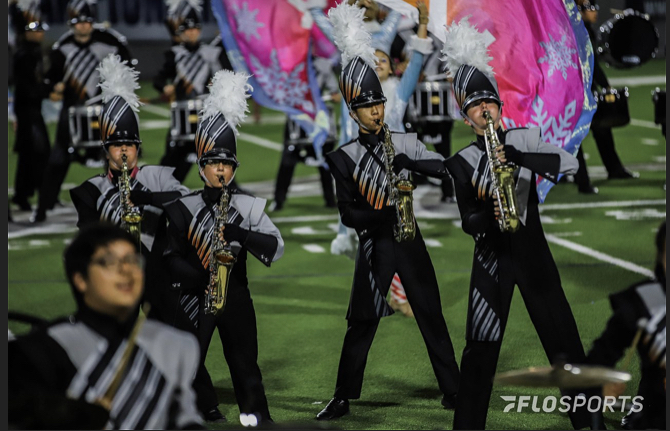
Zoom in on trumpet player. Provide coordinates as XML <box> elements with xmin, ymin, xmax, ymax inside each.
<box><xmin>315</xmin><ymin>3</ymin><xmax>459</xmax><ymax>421</ymax></box>
<box><xmin>162</xmin><ymin>70</ymin><xmax>284</xmax><ymax>425</ymax></box>
<box><xmin>440</xmin><ymin>19</ymin><xmax>591</xmax><ymax>430</ymax></box>
<box><xmin>70</xmin><ymin>55</ymin><xmax>190</xmax><ymax>323</ymax></box>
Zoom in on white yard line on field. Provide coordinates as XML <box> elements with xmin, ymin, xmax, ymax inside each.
<box><xmin>539</xmin><ymin>199</ymin><xmax>666</xmax><ymax>211</ymax></box>
<box><xmin>545</xmin><ymin>234</ymin><xmax>655</xmax><ymax>278</ymax></box>
<box><xmin>630</xmin><ymin>118</ymin><xmax>662</xmax><ymax>129</ymax></box>
<box><xmin>609</xmin><ymin>75</ymin><xmax>666</xmax><ymax>87</ymax></box>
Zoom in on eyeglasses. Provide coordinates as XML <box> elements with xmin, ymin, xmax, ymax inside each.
<box><xmin>91</xmin><ymin>253</ymin><xmax>144</xmax><ymax>271</ymax></box>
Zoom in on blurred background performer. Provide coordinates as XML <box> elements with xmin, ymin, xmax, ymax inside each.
<box><xmin>162</xmin><ymin>70</ymin><xmax>284</xmax><ymax>425</ymax></box>
<box><xmin>270</xmin><ymin>54</ymin><xmax>339</xmax><ymax>212</ymax></box>
<box><xmin>8</xmin><ymin>223</ymin><xmax>204</xmax><ymax>430</ymax></box>
<box><xmin>69</xmin><ymin>54</ymin><xmax>190</xmax><ymax>323</ymax></box>
<box><xmin>587</xmin><ymin>221</ymin><xmax>666</xmax><ymax>430</ymax></box>
<box><xmin>154</xmin><ymin>0</ymin><xmax>228</xmax><ymax>183</ymax></box>
<box><xmin>573</xmin><ymin>0</ymin><xmax>639</xmax><ymax>195</ymax></box>
<box><xmin>9</xmin><ymin>0</ymin><xmax>50</xmax><ymax>213</ymax></box>
<box><xmin>31</xmin><ymin>0</ymin><xmax>132</xmax><ymax>224</ymax></box>
<box><xmin>441</xmin><ymin>18</ymin><xmax>595</xmax><ymax>430</ymax></box>
<box><xmin>316</xmin><ymin>2</ymin><xmax>459</xmax><ymax>421</ymax></box>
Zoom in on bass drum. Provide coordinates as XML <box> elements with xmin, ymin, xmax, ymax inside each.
<box><xmin>598</xmin><ymin>9</ymin><xmax>659</xmax><ymax>68</ymax></box>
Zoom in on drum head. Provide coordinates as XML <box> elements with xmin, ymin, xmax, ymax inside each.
<box><xmin>599</xmin><ymin>12</ymin><xmax>659</xmax><ymax>68</ymax></box>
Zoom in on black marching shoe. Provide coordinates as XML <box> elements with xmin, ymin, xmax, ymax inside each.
<box><xmin>578</xmin><ymin>184</ymin><xmax>599</xmax><ymax>195</ymax></box>
<box><xmin>441</xmin><ymin>394</ymin><xmax>457</xmax><ymax>410</ymax></box>
<box><xmin>608</xmin><ymin>168</ymin><xmax>639</xmax><ymax>180</ymax></box>
<box><xmin>203</xmin><ymin>407</ymin><xmax>227</xmax><ymax>423</ymax></box>
<box><xmin>29</xmin><ymin>208</ymin><xmax>46</xmax><ymax>224</ymax></box>
<box><xmin>316</xmin><ymin>398</ymin><xmax>349</xmax><ymax>421</ymax></box>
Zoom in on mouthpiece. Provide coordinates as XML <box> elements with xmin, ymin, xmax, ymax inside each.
<box><xmin>374</xmin><ymin>119</ymin><xmax>382</xmax><ymax>126</ymax></box>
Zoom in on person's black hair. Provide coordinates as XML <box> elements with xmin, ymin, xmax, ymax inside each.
<box><xmin>63</xmin><ymin>223</ymin><xmax>139</xmax><ymax>307</ymax></box>
<box><xmin>654</xmin><ymin>220</ymin><xmax>666</xmax><ymax>282</ymax></box>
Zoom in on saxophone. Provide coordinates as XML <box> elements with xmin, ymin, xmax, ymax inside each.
<box><xmin>483</xmin><ymin>111</ymin><xmax>520</xmax><ymax>233</ymax></box>
<box><xmin>119</xmin><ymin>154</ymin><xmax>143</xmax><ymax>248</ymax></box>
<box><xmin>205</xmin><ymin>180</ymin><xmax>236</xmax><ymax>315</ymax></box>
<box><xmin>380</xmin><ymin>122</ymin><xmax>416</xmax><ymax>242</ymax></box>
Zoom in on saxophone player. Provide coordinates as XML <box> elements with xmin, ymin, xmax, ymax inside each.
<box><xmin>440</xmin><ymin>19</ymin><xmax>593</xmax><ymax>430</ymax></box>
<box><xmin>70</xmin><ymin>55</ymin><xmax>190</xmax><ymax>324</ymax></box>
<box><xmin>161</xmin><ymin>70</ymin><xmax>284</xmax><ymax>425</ymax></box>
<box><xmin>316</xmin><ymin>2</ymin><xmax>459</xmax><ymax>421</ymax></box>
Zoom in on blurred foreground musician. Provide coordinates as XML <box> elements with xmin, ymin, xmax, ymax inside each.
<box><xmin>8</xmin><ymin>223</ymin><xmax>204</xmax><ymax>430</ymax></box>
<box><xmin>587</xmin><ymin>221</ymin><xmax>666</xmax><ymax>430</ymax></box>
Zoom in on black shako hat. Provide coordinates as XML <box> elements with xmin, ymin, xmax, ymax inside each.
<box><xmin>97</xmin><ymin>54</ymin><xmax>142</xmax><ymax>147</ymax></box>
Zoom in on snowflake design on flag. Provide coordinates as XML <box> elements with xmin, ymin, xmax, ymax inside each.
<box><xmin>249</xmin><ymin>50</ymin><xmax>313</xmax><ymax>113</ymax></box>
<box><xmin>503</xmin><ymin>96</ymin><xmax>577</xmax><ymax>148</ymax></box>
<box><xmin>232</xmin><ymin>1</ymin><xmax>264</xmax><ymax>42</ymax></box>
<box><xmin>538</xmin><ymin>33</ymin><xmax>578</xmax><ymax>80</ymax></box>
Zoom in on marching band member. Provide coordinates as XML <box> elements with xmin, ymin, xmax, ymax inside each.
<box><xmin>69</xmin><ymin>54</ymin><xmax>190</xmax><ymax>325</ymax></box>
<box><xmin>315</xmin><ymin>2</ymin><xmax>459</xmax><ymax>421</ymax></box>
<box><xmin>587</xmin><ymin>221</ymin><xmax>666</xmax><ymax>430</ymax></box>
<box><xmin>307</xmin><ymin>0</ymin><xmax>403</xmax><ymax>258</ymax></box>
<box><xmin>9</xmin><ymin>223</ymin><xmax>204</xmax><ymax>430</ymax></box>
<box><xmin>573</xmin><ymin>0</ymin><xmax>638</xmax><ymax>195</ymax></box>
<box><xmin>162</xmin><ymin>70</ymin><xmax>284</xmax><ymax>425</ymax></box>
<box><xmin>154</xmin><ymin>0</ymin><xmax>228</xmax><ymax>182</ymax></box>
<box><xmin>440</xmin><ymin>18</ymin><xmax>591</xmax><ymax>430</ymax></box>
<box><xmin>9</xmin><ymin>0</ymin><xmax>50</xmax><ymax>213</ymax></box>
<box><xmin>32</xmin><ymin>0</ymin><xmax>132</xmax><ymax>223</ymax></box>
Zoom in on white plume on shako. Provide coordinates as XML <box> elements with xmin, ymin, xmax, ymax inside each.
<box><xmin>440</xmin><ymin>16</ymin><xmax>495</xmax><ymax>79</ymax></box>
<box><xmin>97</xmin><ymin>54</ymin><xmax>142</xmax><ymax>111</ymax></box>
<box><xmin>328</xmin><ymin>1</ymin><xmax>377</xmax><ymax>68</ymax></box>
<box><xmin>201</xmin><ymin>70</ymin><xmax>253</xmax><ymax>135</ymax></box>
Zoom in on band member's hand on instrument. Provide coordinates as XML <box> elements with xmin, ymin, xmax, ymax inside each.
<box><xmin>222</xmin><ymin>223</ymin><xmax>249</xmax><ymax>243</ymax></box>
<box><xmin>493</xmin><ymin>195</ymin><xmax>501</xmax><ymax>220</ymax></box>
<box><xmin>392</xmin><ymin>153</ymin><xmax>413</xmax><ymax>174</ymax></box>
<box><xmin>495</xmin><ymin>144</ymin><xmax>507</xmax><ymax>164</ymax></box>
<box><xmin>163</xmin><ymin>84</ymin><xmax>176</xmax><ymax>98</ymax></box>
<box><xmin>502</xmin><ymin>145</ymin><xmax>524</xmax><ymax>165</ymax></box>
<box><xmin>129</xmin><ymin>189</ymin><xmax>152</xmax><ymax>206</ymax></box>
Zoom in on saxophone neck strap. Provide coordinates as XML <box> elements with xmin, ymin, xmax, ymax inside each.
<box><xmin>359</xmin><ymin>138</ymin><xmax>390</xmax><ymax>175</ymax></box>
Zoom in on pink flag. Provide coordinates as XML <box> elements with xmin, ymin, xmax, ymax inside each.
<box><xmin>212</xmin><ymin>0</ymin><xmax>332</xmax><ymax>158</ymax></box>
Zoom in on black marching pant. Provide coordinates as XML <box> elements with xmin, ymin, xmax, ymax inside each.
<box><xmin>37</xmin><ymin>111</ymin><xmax>72</xmax><ymax>212</ymax></box>
<box><xmin>196</xmin><ymin>284</ymin><xmax>271</xmax><ymax>420</ymax></box>
<box><xmin>575</xmin><ymin>126</ymin><xmax>627</xmax><ymax>187</ymax></box>
<box><xmin>273</xmin><ymin>145</ymin><xmax>336</xmax><ymax>207</ymax></box>
<box><xmin>454</xmin><ymin>227</ymin><xmax>593</xmax><ymax>430</ymax></box>
<box><xmin>159</xmin><ymin>134</ymin><xmax>195</xmax><ymax>183</ymax></box>
<box><xmin>334</xmin><ymin>231</ymin><xmax>460</xmax><ymax>400</ymax></box>
<box><xmin>14</xmin><ymin>113</ymin><xmax>50</xmax><ymax>202</ymax></box>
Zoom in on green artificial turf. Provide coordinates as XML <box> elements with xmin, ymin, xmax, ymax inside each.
<box><xmin>7</xmin><ymin>59</ymin><xmax>666</xmax><ymax>430</ymax></box>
